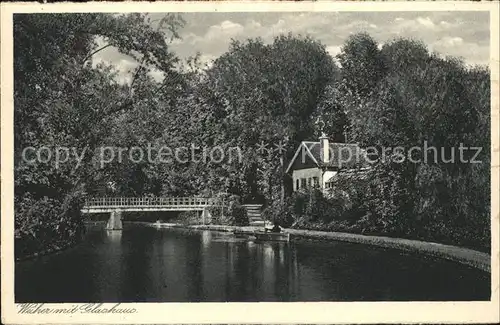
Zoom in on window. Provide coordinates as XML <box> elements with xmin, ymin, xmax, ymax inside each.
<box><xmin>308</xmin><ymin>178</ymin><xmax>312</xmax><ymax>188</ymax></box>
<box><xmin>300</xmin><ymin>178</ymin><xmax>306</xmax><ymax>189</ymax></box>
<box><xmin>296</xmin><ymin>179</ymin><xmax>300</xmax><ymax>190</ymax></box>
<box><xmin>313</xmin><ymin>177</ymin><xmax>319</xmax><ymax>188</ymax></box>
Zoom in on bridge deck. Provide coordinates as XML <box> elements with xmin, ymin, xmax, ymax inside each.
<box><xmin>82</xmin><ymin>197</ymin><xmax>216</xmax><ymax>213</ymax></box>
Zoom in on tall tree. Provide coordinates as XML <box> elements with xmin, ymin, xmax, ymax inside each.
<box><xmin>199</xmin><ymin>35</ymin><xmax>338</xmax><ymax>203</ymax></box>
<box><xmin>337</xmin><ymin>32</ymin><xmax>387</xmax><ymax>98</ymax></box>
<box><xmin>14</xmin><ymin>13</ymin><xmax>185</xmax><ymax>255</ymax></box>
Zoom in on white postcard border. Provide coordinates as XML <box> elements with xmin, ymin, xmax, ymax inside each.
<box><xmin>1</xmin><ymin>1</ymin><xmax>499</xmax><ymax>324</ymax></box>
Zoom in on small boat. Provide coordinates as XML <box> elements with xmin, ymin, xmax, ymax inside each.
<box><xmin>233</xmin><ymin>230</ymin><xmax>254</xmax><ymax>235</ymax></box>
<box><xmin>231</xmin><ymin>229</ymin><xmax>290</xmax><ymax>242</ymax></box>
<box><xmin>254</xmin><ymin>231</ymin><xmax>290</xmax><ymax>242</ymax></box>
<box><xmin>232</xmin><ymin>230</ymin><xmax>256</xmax><ymax>239</ymax></box>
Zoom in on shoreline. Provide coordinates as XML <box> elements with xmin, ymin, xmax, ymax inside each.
<box><xmin>15</xmin><ymin>240</ymin><xmax>79</xmax><ymax>262</ymax></box>
<box><xmin>17</xmin><ymin>221</ymin><xmax>491</xmax><ymax>273</ymax></box>
<box><xmin>15</xmin><ymin>223</ymin><xmax>99</xmax><ymax>262</ymax></box>
<box><xmin>148</xmin><ymin>222</ymin><xmax>491</xmax><ymax>273</ymax></box>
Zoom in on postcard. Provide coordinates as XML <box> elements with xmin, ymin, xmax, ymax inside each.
<box><xmin>1</xmin><ymin>1</ymin><xmax>499</xmax><ymax>324</ymax></box>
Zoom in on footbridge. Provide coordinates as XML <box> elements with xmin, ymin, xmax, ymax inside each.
<box><xmin>82</xmin><ymin>197</ymin><xmax>216</xmax><ymax>230</ymax></box>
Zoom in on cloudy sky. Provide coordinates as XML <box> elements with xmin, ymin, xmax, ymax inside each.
<box><xmin>95</xmin><ymin>11</ymin><xmax>490</xmax><ymax>83</ymax></box>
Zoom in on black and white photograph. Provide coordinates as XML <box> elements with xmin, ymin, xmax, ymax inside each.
<box><xmin>1</xmin><ymin>1</ymin><xmax>499</xmax><ymax>324</ymax></box>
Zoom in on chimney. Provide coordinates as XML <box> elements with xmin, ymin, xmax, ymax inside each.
<box><xmin>319</xmin><ymin>133</ymin><xmax>330</xmax><ymax>163</ymax></box>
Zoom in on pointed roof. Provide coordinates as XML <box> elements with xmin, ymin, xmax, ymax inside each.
<box><xmin>326</xmin><ymin>167</ymin><xmax>371</xmax><ymax>184</ymax></box>
<box><xmin>285</xmin><ymin>141</ymin><xmax>369</xmax><ymax>173</ymax></box>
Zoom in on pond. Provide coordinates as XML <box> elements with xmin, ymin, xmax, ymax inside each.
<box><xmin>16</xmin><ymin>223</ymin><xmax>490</xmax><ymax>302</ymax></box>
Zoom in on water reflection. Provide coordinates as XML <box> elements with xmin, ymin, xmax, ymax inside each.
<box><xmin>15</xmin><ymin>224</ymin><xmax>490</xmax><ymax>302</ymax></box>
<box><xmin>91</xmin><ymin>230</ymin><xmax>124</xmax><ymax>301</ymax></box>
<box><xmin>201</xmin><ymin>230</ymin><xmax>212</xmax><ymax>249</ymax></box>
<box><xmin>106</xmin><ymin>230</ymin><xmax>122</xmax><ymax>242</ymax></box>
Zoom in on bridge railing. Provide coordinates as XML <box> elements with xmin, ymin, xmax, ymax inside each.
<box><xmin>84</xmin><ymin>197</ymin><xmax>215</xmax><ymax>208</ymax></box>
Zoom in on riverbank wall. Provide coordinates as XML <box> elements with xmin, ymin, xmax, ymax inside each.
<box><xmin>150</xmin><ymin>222</ymin><xmax>491</xmax><ymax>273</ymax></box>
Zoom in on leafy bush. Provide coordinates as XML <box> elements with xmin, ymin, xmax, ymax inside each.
<box><xmin>15</xmin><ymin>186</ymin><xmax>86</xmax><ymax>259</ymax></box>
<box><xmin>262</xmin><ymin>196</ymin><xmax>294</xmax><ymax>227</ymax></box>
<box><xmin>207</xmin><ymin>194</ymin><xmax>249</xmax><ymax>226</ymax></box>
<box><xmin>263</xmin><ymin>189</ymin><xmax>343</xmax><ymax>228</ymax></box>
<box><xmin>271</xmin><ymin>162</ymin><xmax>489</xmax><ymax>251</ymax></box>
<box><xmin>207</xmin><ymin>193</ymin><xmax>232</xmax><ymax>225</ymax></box>
<box><xmin>230</xmin><ymin>203</ymin><xmax>249</xmax><ymax>226</ymax></box>
<box><xmin>174</xmin><ymin>211</ymin><xmax>202</xmax><ymax>225</ymax></box>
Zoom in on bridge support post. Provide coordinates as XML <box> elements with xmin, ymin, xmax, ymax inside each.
<box><xmin>201</xmin><ymin>208</ymin><xmax>212</xmax><ymax>225</ymax></box>
<box><xmin>106</xmin><ymin>210</ymin><xmax>123</xmax><ymax>230</ymax></box>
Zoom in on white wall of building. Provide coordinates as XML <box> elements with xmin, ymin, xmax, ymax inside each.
<box><xmin>292</xmin><ymin>168</ymin><xmax>339</xmax><ymax>191</ymax></box>
<box><xmin>292</xmin><ymin>168</ymin><xmax>322</xmax><ymax>190</ymax></box>
<box><xmin>322</xmin><ymin>170</ymin><xmax>337</xmax><ymax>189</ymax></box>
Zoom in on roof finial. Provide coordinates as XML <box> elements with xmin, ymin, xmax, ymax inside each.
<box><xmin>315</xmin><ymin>115</ymin><xmax>325</xmax><ymax>136</ymax></box>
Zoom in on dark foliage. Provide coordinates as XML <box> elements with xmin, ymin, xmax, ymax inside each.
<box><xmin>14</xmin><ymin>14</ymin><xmax>490</xmax><ymax>256</ymax></box>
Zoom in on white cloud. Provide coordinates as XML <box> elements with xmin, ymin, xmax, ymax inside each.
<box><xmin>343</xmin><ymin>20</ymin><xmax>379</xmax><ymax>31</ymax></box>
<box><xmin>164</xmin><ymin>12</ymin><xmax>491</xmax><ymax>70</ymax></box>
<box><xmin>113</xmin><ymin>59</ymin><xmax>137</xmax><ymax>84</ymax></box>
<box><xmin>432</xmin><ymin>38</ymin><xmax>488</xmax><ymax>66</ymax></box>
<box><xmin>171</xmin><ymin>32</ymin><xmax>198</xmax><ymax>45</ymax></box>
<box><xmin>205</xmin><ymin>20</ymin><xmax>244</xmax><ymax>40</ymax></box>
<box><xmin>435</xmin><ymin>36</ymin><xmax>464</xmax><ymax>48</ymax></box>
<box><xmin>392</xmin><ymin>16</ymin><xmax>436</xmax><ymax>33</ymax></box>
<box><xmin>416</xmin><ymin>17</ymin><xmax>436</xmax><ymax>29</ymax></box>
<box><xmin>439</xmin><ymin>20</ymin><xmax>456</xmax><ymax>29</ymax></box>
<box><xmin>326</xmin><ymin>45</ymin><xmax>342</xmax><ymax>57</ymax></box>
<box><xmin>198</xmin><ymin>54</ymin><xmax>217</xmax><ymax>68</ymax></box>
<box><xmin>247</xmin><ymin>20</ymin><xmax>262</xmax><ymax>29</ymax></box>
<box><xmin>148</xmin><ymin>69</ymin><xmax>165</xmax><ymax>82</ymax></box>
<box><xmin>116</xmin><ymin>59</ymin><xmax>137</xmax><ymax>72</ymax></box>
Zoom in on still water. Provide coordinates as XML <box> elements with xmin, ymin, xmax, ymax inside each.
<box><xmin>16</xmin><ymin>223</ymin><xmax>490</xmax><ymax>302</ymax></box>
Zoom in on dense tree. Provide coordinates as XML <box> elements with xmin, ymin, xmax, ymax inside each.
<box><xmin>14</xmin><ymin>13</ymin><xmax>185</xmax><ymax>256</ymax></box>
<box><xmin>312</xmin><ymin>34</ymin><xmax>491</xmax><ymax>250</ymax></box>
<box><xmin>13</xmin><ymin>16</ymin><xmax>491</xmax><ymax>256</ymax></box>
<box><xmin>337</xmin><ymin>32</ymin><xmax>387</xmax><ymax>97</ymax></box>
<box><xmin>199</xmin><ymin>35</ymin><xmax>338</xmax><ymax>203</ymax></box>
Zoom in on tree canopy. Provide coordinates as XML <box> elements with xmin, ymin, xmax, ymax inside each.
<box><xmin>13</xmin><ymin>14</ymin><xmax>491</xmax><ymax>254</ymax></box>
